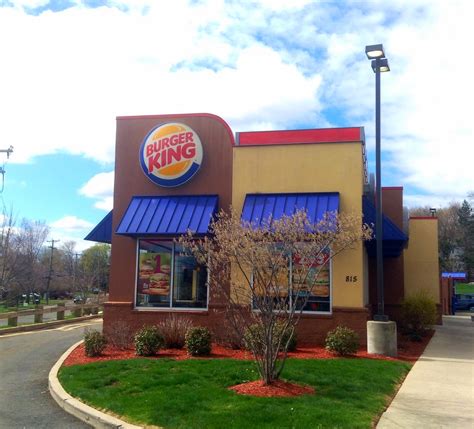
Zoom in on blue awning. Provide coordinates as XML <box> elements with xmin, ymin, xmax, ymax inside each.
<box><xmin>241</xmin><ymin>193</ymin><xmax>339</xmax><ymax>227</ymax></box>
<box><xmin>116</xmin><ymin>195</ymin><xmax>218</xmax><ymax>237</ymax></box>
<box><xmin>84</xmin><ymin>210</ymin><xmax>113</xmax><ymax>244</ymax></box>
<box><xmin>363</xmin><ymin>196</ymin><xmax>408</xmax><ymax>258</ymax></box>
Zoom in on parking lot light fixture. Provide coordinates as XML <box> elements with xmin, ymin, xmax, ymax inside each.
<box><xmin>366</xmin><ymin>43</ymin><xmax>390</xmax><ymax>322</ymax></box>
<box><xmin>372</xmin><ymin>58</ymin><xmax>390</xmax><ymax>73</ymax></box>
<box><xmin>365</xmin><ymin>44</ymin><xmax>385</xmax><ymax>59</ymax></box>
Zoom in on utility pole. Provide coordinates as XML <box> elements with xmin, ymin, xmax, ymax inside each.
<box><xmin>73</xmin><ymin>252</ymin><xmax>80</xmax><ymax>294</ymax></box>
<box><xmin>0</xmin><ymin>146</ymin><xmax>13</xmax><ymax>159</ymax></box>
<box><xmin>0</xmin><ymin>146</ymin><xmax>13</xmax><ymax>193</ymax></box>
<box><xmin>45</xmin><ymin>239</ymin><xmax>60</xmax><ymax>304</ymax></box>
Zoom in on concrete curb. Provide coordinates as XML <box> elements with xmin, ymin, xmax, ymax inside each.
<box><xmin>49</xmin><ymin>340</ymin><xmax>143</xmax><ymax>429</ymax></box>
<box><xmin>0</xmin><ymin>314</ymin><xmax>103</xmax><ymax>336</ymax></box>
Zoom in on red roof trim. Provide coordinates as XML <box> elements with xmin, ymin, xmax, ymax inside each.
<box><xmin>237</xmin><ymin>127</ymin><xmax>363</xmax><ymax>146</ymax></box>
<box><xmin>382</xmin><ymin>186</ymin><xmax>403</xmax><ymax>190</ymax></box>
<box><xmin>410</xmin><ymin>216</ymin><xmax>438</xmax><ymax>220</ymax></box>
<box><xmin>116</xmin><ymin>113</ymin><xmax>235</xmax><ymax>146</ymax></box>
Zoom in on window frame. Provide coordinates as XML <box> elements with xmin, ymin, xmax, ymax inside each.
<box><xmin>250</xmin><ymin>249</ymin><xmax>333</xmax><ymax>315</ymax></box>
<box><xmin>134</xmin><ymin>238</ymin><xmax>209</xmax><ymax>312</ymax></box>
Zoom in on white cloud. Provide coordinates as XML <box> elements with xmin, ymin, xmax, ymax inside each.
<box><xmin>79</xmin><ymin>171</ymin><xmax>114</xmax><ymax>211</ymax></box>
<box><xmin>48</xmin><ymin>215</ymin><xmax>96</xmax><ymax>252</ymax></box>
<box><xmin>0</xmin><ymin>2</ymin><xmax>323</xmax><ymax>166</ymax></box>
<box><xmin>94</xmin><ymin>196</ymin><xmax>113</xmax><ymax>211</ymax></box>
<box><xmin>8</xmin><ymin>0</ymin><xmax>49</xmax><ymax>8</ymax></box>
<box><xmin>1</xmin><ymin>0</ymin><xmax>473</xmax><ymax>209</ymax></box>
<box><xmin>50</xmin><ymin>215</ymin><xmax>93</xmax><ymax>231</ymax></box>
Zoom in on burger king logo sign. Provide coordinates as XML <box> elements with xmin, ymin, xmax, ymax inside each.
<box><xmin>139</xmin><ymin>123</ymin><xmax>203</xmax><ymax>187</ymax></box>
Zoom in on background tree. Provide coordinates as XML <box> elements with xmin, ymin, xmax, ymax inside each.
<box><xmin>0</xmin><ymin>207</ymin><xmax>20</xmax><ymax>304</ymax></box>
<box><xmin>410</xmin><ymin>202</ymin><xmax>464</xmax><ymax>272</ymax></box>
<box><xmin>36</xmin><ymin>241</ymin><xmax>77</xmax><ymax>300</ymax></box>
<box><xmin>11</xmin><ymin>219</ymin><xmax>49</xmax><ymax>304</ymax></box>
<box><xmin>457</xmin><ymin>199</ymin><xmax>474</xmax><ymax>279</ymax></box>
<box><xmin>77</xmin><ymin>243</ymin><xmax>110</xmax><ymax>298</ymax></box>
<box><xmin>181</xmin><ymin>209</ymin><xmax>372</xmax><ymax>385</ymax></box>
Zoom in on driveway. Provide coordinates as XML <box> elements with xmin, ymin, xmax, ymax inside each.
<box><xmin>0</xmin><ymin>319</ymin><xmax>102</xmax><ymax>429</ymax></box>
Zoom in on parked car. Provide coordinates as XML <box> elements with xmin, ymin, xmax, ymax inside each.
<box><xmin>73</xmin><ymin>295</ymin><xmax>87</xmax><ymax>304</ymax></box>
<box><xmin>20</xmin><ymin>293</ymin><xmax>41</xmax><ymax>305</ymax></box>
<box><xmin>454</xmin><ymin>294</ymin><xmax>474</xmax><ymax>311</ymax></box>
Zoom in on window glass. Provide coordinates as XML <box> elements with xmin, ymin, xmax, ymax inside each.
<box><xmin>136</xmin><ymin>240</ymin><xmax>207</xmax><ymax>309</ymax></box>
<box><xmin>292</xmin><ymin>252</ymin><xmax>330</xmax><ymax>313</ymax></box>
<box><xmin>252</xmin><ymin>265</ymin><xmax>291</xmax><ymax>311</ymax></box>
<box><xmin>251</xmin><ymin>248</ymin><xmax>331</xmax><ymax>313</ymax></box>
<box><xmin>173</xmin><ymin>244</ymin><xmax>208</xmax><ymax>308</ymax></box>
<box><xmin>136</xmin><ymin>241</ymin><xmax>172</xmax><ymax>308</ymax></box>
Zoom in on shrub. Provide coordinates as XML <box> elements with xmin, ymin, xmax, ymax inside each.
<box><xmin>244</xmin><ymin>322</ymin><xmax>297</xmax><ymax>355</ymax></box>
<box><xmin>134</xmin><ymin>325</ymin><xmax>164</xmax><ymax>356</ymax></box>
<box><xmin>325</xmin><ymin>326</ymin><xmax>359</xmax><ymax>356</ymax></box>
<box><xmin>107</xmin><ymin>320</ymin><xmax>133</xmax><ymax>349</ymax></box>
<box><xmin>185</xmin><ymin>327</ymin><xmax>212</xmax><ymax>356</ymax></box>
<box><xmin>158</xmin><ymin>314</ymin><xmax>193</xmax><ymax>349</ymax></box>
<box><xmin>219</xmin><ymin>331</ymin><xmax>245</xmax><ymax>350</ymax></box>
<box><xmin>84</xmin><ymin>329</ymin><xmax>107</xmax><ymax>357</ymax></box>
<box><xmin>401</xmin><ymin>291</ymin><xmax>437</xmax><ymax>341</ymax></box>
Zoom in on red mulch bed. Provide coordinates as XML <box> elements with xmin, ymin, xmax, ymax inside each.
<box><xmin>63</xmin><ymin>330</ymin><xmax>434</xmax><ymax>367</ymax></box>
<box><xmin>63</xmin><ymin>331</ymin><xmax>434</xmax><ymax>398</ymax></box>
<box><xmin>229</xmin><ymin>379</ymin><xmax>315</xmax><ymax>397</ymax></box>
<box><xmin>63</xmin><ymin>344</ymin><xmax>253</xmax><ymax>367</ymax></box>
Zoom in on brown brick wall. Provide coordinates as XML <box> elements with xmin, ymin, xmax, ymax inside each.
<box><xmin>103</xmin><ymin>302</ymin><xmax>370</xmax><ymax>347</ymax></box>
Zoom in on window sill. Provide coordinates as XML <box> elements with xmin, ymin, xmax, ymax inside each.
<box><xmin>132</xmin><ymin>307</ymin><xmax>209</xmax><ymax>315</ymax></box>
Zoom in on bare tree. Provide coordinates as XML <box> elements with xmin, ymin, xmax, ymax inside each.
<box><xmin>14</xmin><ymin>219</ymin><xmax>49</xmax><ymax>301</ymax></box>
<box><xmin>0</xmin><ymin>207</ymin><xmax>21</xmax><ymax>305</ymax></box>
<box><xmin>180</xmin><ymin>208</ymin><xmax>372</xmax><ymax>385</ymax></box>
<box><xmin>77</xmin><ymin>244</ymin><xmax>110</xmax><ymax>299</ymax></box>
<box><xmin>410</xmin><ymin>202</ymin><xmax>467</xmax><ymax>272</ymax></box>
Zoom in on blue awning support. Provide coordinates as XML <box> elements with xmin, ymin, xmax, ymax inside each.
<box><xmin>116</xmin><ymin>195</ymin><xmax>218</xmax><ymax>237</ymax></box>
<box><xmin>363</xmin><ymin>196</ymin><xmax>408</xmax><ymax>258</ymax></box>
<box><xmin>241</xmin><ymin>192</ymin><xmax>339</xmax><ymax>228</ymax></box>
<box><xmin>84</xmin><ymin>210</ymin><xmax>113</xmax><ymax>244</ymax></box>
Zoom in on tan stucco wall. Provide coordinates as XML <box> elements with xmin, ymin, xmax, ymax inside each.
<box><xmin>232</xmin><ymin>142</ymin><xmax>366</xmax><ymax>308</ymax></box>
<box><xmin>404</xmin><ymin>218</ymin><xmax>440</xmax><ymax>303</ymax></box>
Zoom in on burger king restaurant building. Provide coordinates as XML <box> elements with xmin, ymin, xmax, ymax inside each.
<box><xmin>86</xmin><ymin>113</ymin><xmax>441</xmax><ymax>344</ymax></box>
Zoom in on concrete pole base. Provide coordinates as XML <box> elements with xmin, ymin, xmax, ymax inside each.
<box><xmin>367</xmin><ymin>320</ymin><xmax>398</xmax><ymax>357</ymax></box>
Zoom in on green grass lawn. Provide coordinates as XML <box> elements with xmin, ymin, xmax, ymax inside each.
<box><xmin>455</xmin><ymin>283</ymin><xmax>474</xmax><ymax>294</ymax></box>
<box><xmin>59</xmin><ymin>358</ymin><xmax>410</xmax><ymax>429</ymax></box>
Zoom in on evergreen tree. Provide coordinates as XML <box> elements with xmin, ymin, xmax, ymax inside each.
<box><xmin>458</xmin><ymin>200</ymin><xmax>474</xmax><ymax>279</ymax></box>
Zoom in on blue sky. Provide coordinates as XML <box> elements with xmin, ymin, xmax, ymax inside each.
<box><xmin>1</xmin><ymin>0</ymin><xmax>473</xmax><ymax>250</ymax></box>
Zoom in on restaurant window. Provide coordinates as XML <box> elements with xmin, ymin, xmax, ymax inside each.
<box><xmin>252</xmin><ymin>250</ymin><xmax>331</xmax><ymax>313</ymax></box>
<box><xmin>292</xmin><ymin>252</ymin><xmax>331</xmax><ymax>313</ymax></box>
<box><xmin>136</xmin><ymin>240</ymin><xmax>208</xmax><ymax>309</ymax></box>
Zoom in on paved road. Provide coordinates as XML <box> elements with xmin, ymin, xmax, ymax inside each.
<box><xmin>0</xmin><ymin>319</ymin><xmax>102</xmax><ymax>429</ymax></box>
<box><xmin>378</xmin><ymin>315</ymin><xmax>474</xmax><ymax>428</ymax></box>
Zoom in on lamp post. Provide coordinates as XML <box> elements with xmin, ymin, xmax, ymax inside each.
<box><xmin>366</xmin><ymin>44</ymin><xmax>390</xmax><ymax>322</ymax></box>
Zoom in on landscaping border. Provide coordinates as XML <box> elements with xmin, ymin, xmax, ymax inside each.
<box><xmin>49</xmin><ymin>340</ymin><xmax>144</xmax><ymax>429</ymax></box>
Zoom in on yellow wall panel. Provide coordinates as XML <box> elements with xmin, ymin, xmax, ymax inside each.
<box><xmin>404</xmin><ymin>218</ymin><xmax>440</xmax><ymax>303</ymax></box>
<box><xmin>232</xmin><ymin>142</ymin><xmax>366</xmax><ymax>308</ymax></box>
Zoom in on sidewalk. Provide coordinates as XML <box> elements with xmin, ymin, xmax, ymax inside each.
<box><xmin>377</xmin><ymin>315</ymin><xmax>474</xmax><ymax>428</ymax></box>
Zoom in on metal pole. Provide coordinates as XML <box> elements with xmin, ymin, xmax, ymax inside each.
<box><xmin>45</xmin><ymin>239</ymin><xmax>60</xmax><ymax>305</ymax></box>
<box><xmin>374</xmin><ymin>59</ymin><xmax>388</xmax><ymax>321</ymax></box>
